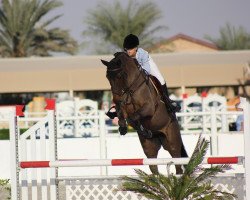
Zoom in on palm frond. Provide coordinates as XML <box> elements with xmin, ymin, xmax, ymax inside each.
<box><xmin>205</xmin><ymin>22</ymin><xmax>250</xmax><ymax>50</ymax></box>
<box><xmin>0</xmin><ymin>0</ymin><xmax>77</xmax><ymax>57</ymax></box>
<box><xmin>183</xmin><ymin>135</ymin><xmax>209</xmax><ymax>176</ymax></box>
<box><xmin>83</xmin><ymin>0</ymin><xmax>166</xmax><ymax>53</ymax></box>
<box><xmin>120</xmin><ymin>134</ymin><xmax>236</xmax><ymax>200</ymax></box>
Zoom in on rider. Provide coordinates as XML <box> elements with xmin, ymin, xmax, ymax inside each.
<box><xmin>123</xmin><ymin>34</ymin><xmax>180</xmax><ymax>113</ymax></box>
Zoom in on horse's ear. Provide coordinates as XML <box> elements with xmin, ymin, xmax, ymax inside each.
<box><xmin>101</xmin><ymin>59</ymin><xmax>110</xmax><ymax>67</ymax></box>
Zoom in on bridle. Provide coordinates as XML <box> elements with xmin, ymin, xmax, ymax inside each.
<box><xmin>107</xmin><ymin>58</ymin><xmax>149</xmax><ymax>111</ymax></box>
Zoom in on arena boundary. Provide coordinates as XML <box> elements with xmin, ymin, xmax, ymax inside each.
<box><xmin>9</xmin><ymin>98</ymin><xmax>250</xmax><ymax>200</ymax></box>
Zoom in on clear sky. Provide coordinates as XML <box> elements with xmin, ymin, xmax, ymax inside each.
<box><xmin>51</xmin><ymin>0</ymin><xmax>250</xmax><ymax>54</ymax></box>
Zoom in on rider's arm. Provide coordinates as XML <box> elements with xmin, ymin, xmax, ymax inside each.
<box><xmin>136</xmin><ymin>48</ymin><xmax>151</xmax><ymax>73</ymax></box>
<box><xmin>137</xmin><ymin>48</ymin><xmax>165</xmax><ymax>85</ymax></box>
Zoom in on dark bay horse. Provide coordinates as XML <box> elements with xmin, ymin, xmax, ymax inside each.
<box><xmin>101</xmin><ymin>52</ymin><xmax>188</xmax><ymax>174</ymax></box>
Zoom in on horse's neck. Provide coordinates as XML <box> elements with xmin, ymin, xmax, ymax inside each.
<box><xmin>125</xmin><ymin>61</ymin><xmax>141</xmax><ymax>83</ymax></box>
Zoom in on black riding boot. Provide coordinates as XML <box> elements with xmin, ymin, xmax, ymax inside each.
<box><xmin>161</xmin><ymin>83</ymin><xmax>181</xmax><ymax>113</ymax></box>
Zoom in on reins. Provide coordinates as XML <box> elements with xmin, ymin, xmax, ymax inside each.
<box><xmin>107</xmin><ymin>54</ymin><xmax>152</xmax><ymax>113</ymax></box>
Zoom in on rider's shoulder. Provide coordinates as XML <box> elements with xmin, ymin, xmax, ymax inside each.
<box><xmin>137</xmin><ymin>48</ymin><xmax>149</xmax><ymax>55</ymax></box>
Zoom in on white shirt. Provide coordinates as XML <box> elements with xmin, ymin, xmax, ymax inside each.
<box><xmin>135</xmin><ymin>48</ymin><xmax>165</xmax><ymax>85</ymax></box>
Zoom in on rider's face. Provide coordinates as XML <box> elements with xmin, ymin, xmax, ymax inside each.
<box><xmin>124</xmin><ymin>47</ymin><xmax>138</xmax><ymax>57</ymax></box>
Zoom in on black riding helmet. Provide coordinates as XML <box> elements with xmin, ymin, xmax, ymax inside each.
<box><xmin>123</xmin><ymin>34</ymin><xmax>139</xmax><ymax>49</ymax></box>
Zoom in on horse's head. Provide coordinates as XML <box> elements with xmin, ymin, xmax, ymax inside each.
<box><xmin>101</xmin><ymin>51</ymin><xmax>139</xmax><ymax>80</ymax></box>
<box><xmin>101</xmin><ymin>52</ymin><xmax>128</xmax><ymax>98</ymax></box>
<box><xmin>101</xmin><ymin>53</ymin><xmax>124</xmax><ymax>79</ymax></box>
<box><xmin>101</xmin><ymin>52</ymin><xmax>142</xmax><ymax>101</ymax></box>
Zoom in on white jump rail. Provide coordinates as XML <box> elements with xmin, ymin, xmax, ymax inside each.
<box><xmin>9</xmin><ymin>98</ymin><xmax>250</xmax><ymax>200</ymax></box>
<box><xmin>19</xmin><ymin>156</ymin><xmax>243</xmax><ymax>168</ymax></box>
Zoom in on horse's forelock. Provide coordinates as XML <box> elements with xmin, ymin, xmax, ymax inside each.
<box><xmin>114</xmin><ymin>52</ymin><xmax>134</xmax><ymax>64</ymax></box>
<box><xmin>106</xmin><ymin>55</ymin><xmax>124</xmax><ymax>79</ymax></box>
<box><xmin>107</xmin><ymin>52</ymin><xmax>137</xmax><ymax>78</ymax></box>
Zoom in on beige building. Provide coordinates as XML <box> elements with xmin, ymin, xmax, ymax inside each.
<box><xmin>0</xmin><ymin>50</ymin><xmax>249</xmax><ymax>98</ymax></box>
<box><xmin>0</xmin><ymin>34</ymin><xmax>248</xmax><ymax>108</ymax></box>
<box><xmin>149</xmin><ymin>33</ymin><xmax>218</xmax><ymax>53</ymax></box>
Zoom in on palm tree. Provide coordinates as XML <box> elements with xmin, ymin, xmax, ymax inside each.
<box><xmin>205</xmin><ymin>23</ymin><xmax>250</xmax><ymax>50</ymax></box>
<box><xmin>119</xmin><ymin>135</ymin><xmax>236</xmax><ymax>200</ymax></box>
<box><xmin>83</xmin><ymin>0</ymin><xmax>166</xmax><ymax>54</ymax></box>
<box><xmin>0</xmin><ymin>0</ymin><xmax>78</xmax><ymax>57</ymax></box>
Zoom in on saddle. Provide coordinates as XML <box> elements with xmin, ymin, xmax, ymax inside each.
<box><xmin>105</xmin><ymin>74</ymin><xmax>179</xmax><ymax>138</ymax></box>
<box><xmin>149</xmin><ymin>75</ymin><xmax>163</xmax><ymax>97</ymax></box>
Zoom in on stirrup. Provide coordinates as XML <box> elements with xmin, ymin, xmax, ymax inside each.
<box><xmin>164</xmin><ymin>97</ymin><xmax>181</xmax><ymax>113</ymax></box>
<box><xmin>171</xmin><ymin>101</ymin><xmax>181</xmax><ymax>112</ymax></box>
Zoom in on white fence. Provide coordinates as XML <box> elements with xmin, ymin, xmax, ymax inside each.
<box><xmin>0</xmin><ymin>96</ymin><xmax>250</xmax><ymax>199</ymax></box>
<box><xmin>0</xmin><ymin>94</ymin><xmax>243</xmax><ymax>138</ymax></box>
<box><xmin>0</xmin><ymin>95</ymin><xmax>248</xmax><ymax>199</ymax></box>
<box><xmin>6</xmin><ymin>97</ymin><xmax>250</xmax><ymax>200</ymax></box>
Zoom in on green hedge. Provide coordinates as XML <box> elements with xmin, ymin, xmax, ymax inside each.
<box><xmin>0</xmin><ymin>129</ymin><xmax>9</xmax><ymax>140</ymax></box>
<box><xmin>0</xmin><ymin>129</ymin><xmax>27</xmax><ymax>140</ymax></box>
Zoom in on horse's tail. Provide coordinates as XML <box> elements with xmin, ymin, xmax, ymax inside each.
<box><xmin>181</xmin><ymin>142</ymin><xmax>188</xmax><ymax>158</ymax></box>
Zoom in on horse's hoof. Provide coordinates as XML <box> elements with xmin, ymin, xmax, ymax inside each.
<box><xmin>119</xmin><ymin>126</ymin><xmax>127</xmax><ymax>135</ymax></box>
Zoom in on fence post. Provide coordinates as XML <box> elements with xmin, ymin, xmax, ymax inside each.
<box><xmin>221</xmin><ymin>106</ymin><xmax>228</xmax><ymax>132</ymax></box>
<box><xmin>47</xmin><ymin>109</ymin><xmax>58</xmax><ymax>199</ymax></box>
<box><xmin>210</xmin><ymin>107</ymin><xmax>218</xmax><ymax>156</ymax></box>
<box><xmin>242</xmin><ymin>98</ymin><xmax>250</xmax><ymax>199</ymax></box>
<box><xmin>74</xmin><ymin>97</ymin><xmax>80</xmax><ymax>137</ymax></box>
<box><xmin>9</xmin><ymin>107</ymin><xmax>19</xmax><ymax>200</ymax></box>
<box><xmin>99</xmin><ymin>110</ymin><xmax>107</xmax><ymax>175</ymax></box>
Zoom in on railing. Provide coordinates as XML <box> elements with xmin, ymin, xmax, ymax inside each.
<box><xmin>1</xmin><ymin>108</ymin><xmax>243</xmax><ymax>157</ymax></box>
<box><xmin>6</xmin><ymin>109</ymin><xmax>243</xmax><ymax>135</ymax></box>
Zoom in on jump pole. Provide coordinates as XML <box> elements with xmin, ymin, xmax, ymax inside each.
<box><xmin>19</xmin><ymin>156</ymin><xmax>243</xmax><ymax>169</ymax></box>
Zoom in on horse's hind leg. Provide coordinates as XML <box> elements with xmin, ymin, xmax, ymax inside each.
<box><xmin>161</xmin><ymin>121</ymin><xmax>187</xmax><ymax>174</ymax></box>
<box><xmin>138</xmin><ymin>134</ymin><xmax>161</xmax><ymax>174</ymax></box>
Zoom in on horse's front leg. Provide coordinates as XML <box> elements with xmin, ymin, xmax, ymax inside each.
<box><xmin>116</xmin><ymin>104</ymin><xmax>128</xmax><ymax>135</ymax></box>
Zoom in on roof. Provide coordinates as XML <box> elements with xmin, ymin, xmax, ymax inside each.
<box><xmin>149</xmin><ymin>33</ymin><xmax>219</xmax><ymax>53</ymax></box>
<box><xmin>0</xmin><ymin>50</ymin><xmax>249</xmax><ymax>93</ymax></box>
<box><xmin>167</xmin><ymin>33</ymin><xmax>219</xmax><ymax>50</ymax></box>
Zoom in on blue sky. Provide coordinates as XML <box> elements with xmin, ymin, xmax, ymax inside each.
<box><xmin>50</xmin><ymin>0</ymin><xmax>250</xmax><ymax>54</ymax></box>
